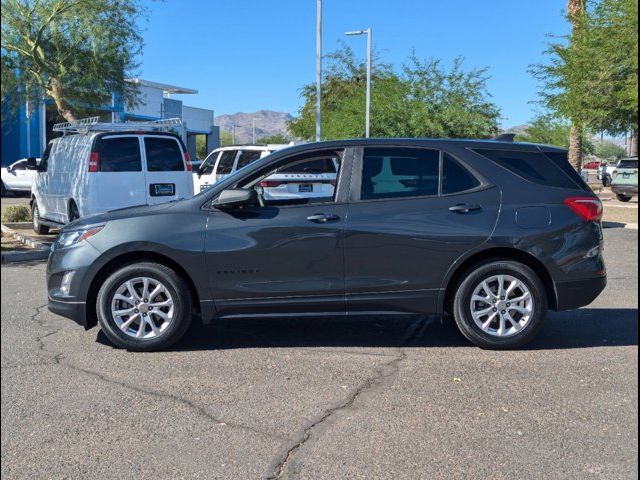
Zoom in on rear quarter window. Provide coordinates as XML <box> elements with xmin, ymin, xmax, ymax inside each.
<box><xmin>474</xmin><ymin>149</ymin><xmax>579</xmax><ymax>190</ymax></box>
<box><xmin>144</xmin><ymin>137</ymin><xmax>184</xmax><ymax>171</ymax></box>
<box><xmin>235</xmin><ymin>150</ymin><xmax>263</xmax><ymax>170</ymax></box>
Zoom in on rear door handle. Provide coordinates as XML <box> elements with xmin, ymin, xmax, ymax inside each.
<box><xmin>307</xmin><ymin>213</ymin><xmax>340</xmax><ymax>223</ymax></box>
<box><xmin>449</xmin><ymin>203</ymin><xmax>482</xmax><ymax>214</ymax></box>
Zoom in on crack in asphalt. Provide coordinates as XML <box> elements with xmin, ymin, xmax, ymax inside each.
<box><xmin>264</xmin><ymin>316</ymin><xmax>434</xmax><ymax>480</ymax></box>
<box><xmin>25</xmin><ymin>303</ymin><xmax>288</xmax><ymax>443</ymax></box>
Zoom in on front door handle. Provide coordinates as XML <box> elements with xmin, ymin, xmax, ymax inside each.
<box><xmin>307</xmin><ymin>213</ymin><xmax>340</xmax><ymax>223</ymax></box>
<box><xmin>449</xmin><ymin>203</ymin><xmax>482</xmax><ymax>214</ymax></box>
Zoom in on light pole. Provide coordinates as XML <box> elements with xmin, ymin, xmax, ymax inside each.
<box><xmin>315</xmin><ymin>0</ymin><xmax>322</xmax><ymax>142</ymax></box>
<box><xmin>252</xmin><ymin>118</ymin><xmax>257</xmax><ymax>144</ymax></box>
<box><xmin>232</xmin><ymin>125</ymin><xmax>237</xmax><ymax>145</ymax></box>
<box><xmin>345</xmin><ymin>28</ymin><xmax>372</xmax><ymax>138</ymax></box>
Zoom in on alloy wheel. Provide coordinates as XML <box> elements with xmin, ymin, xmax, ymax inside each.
<box><xmin>110</xmin><ymin>277</ymin><xmax>175</xmax><ymax>339</ymax></box>
<box><xmin>469</xmin><ymin>274</ymin><xmax>534</xmax><ymax>337</ymax></box>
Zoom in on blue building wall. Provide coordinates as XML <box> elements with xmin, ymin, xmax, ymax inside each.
<box><xmin>1</xmin><ymin>101</ymin><xmax>45</xmax><ymax>167</ymax></box>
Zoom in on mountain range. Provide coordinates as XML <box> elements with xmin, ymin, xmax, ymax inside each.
<box><xmin>215</xmin><ymin>110</ymin><xmax>294</xmax><ymax>144</ymax></box>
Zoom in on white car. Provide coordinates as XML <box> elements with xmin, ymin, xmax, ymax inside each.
<box><xmin>1</xmin><ymin>158</ymin><xmax>38</xmax><ymax>196</ymax></box>
<box><xmin>193</xmin><ymin>145</ymin><xmax>289</xmax><ymax>193</ymax></box>
<box><xmin>29</xmin><ymin>122</ymin><xmax>194</xmax><ymax>234</ymax></box>
<box><xmin>194</xmin><ymin>143</ymin><xmax>338</xmax><ymax>201</ymax></box>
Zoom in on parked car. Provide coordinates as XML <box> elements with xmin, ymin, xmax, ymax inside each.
<box><xmin>1</xmin><ymin>158</ymin><xmax>38</xmax><ymax>196</ymax></box>
<box><xmin>610</xmin><ymin>157</ymin><xmax>638</xmax><ymax>202</ymax></box>
<box><xmin>28</xmin><ymin>124</ymin><xmax>193</xmax><ymax>234</ymax></box>
<box><xmin>597</xmin><ymin>158</ymin><xmax>633</xmax><ymax>186</ymax></box>
<box><xmin>193</xmin><ymin>144</ymin><xmax>289</xmax><ymax>193</ymax></box>
<box><xmin>582</xmin><ymin>160</ymin><xmax>601</xmax><ymax>170</ymax></box>
<box><xmin>46</xmin><ymin>138</ymin><xmax>606</xmax><ymax>352</ymax></box>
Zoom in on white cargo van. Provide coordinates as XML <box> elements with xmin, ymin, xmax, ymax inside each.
<box><xmin>28</xmin><ymin>118</ymin><xmax>193</xmax><ymax>234</ymax></box>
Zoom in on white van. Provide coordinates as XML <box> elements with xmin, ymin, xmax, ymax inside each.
<box><xmin>193</xmin><ymin>145</ymin><xmax>288</xmax><ymax>193</ymax></box>
<box><xmin>29</xmin><ymin>120</ymin><xmax>193</xmax><ymax>234</ymax></box>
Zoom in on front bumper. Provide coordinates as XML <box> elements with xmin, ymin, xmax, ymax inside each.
<box><xmin>611</xmin><ymin>184</ymin><xmax>638</xmax><ymax>196</ymax></box>
<box><xmin>48</xmin><ymin>297</ymin><xmax>88</xmax><ymax>327</ymax></box>
<box><xmin>554</xmin><ymin>275</ymin><xmax>607</xmax><ymax>311</ymax></box>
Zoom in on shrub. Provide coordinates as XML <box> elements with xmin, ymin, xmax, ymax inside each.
<box><xmin>1</xmin><ymin>205</ymin><xmax>32</xmax><ymax>223</ymax></box>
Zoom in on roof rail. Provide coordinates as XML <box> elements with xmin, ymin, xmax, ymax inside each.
<box><xmin>493</xmin><ymin>133</ymin><xmax>516</xmax><ymax>142</ymax></box>
<box><xmin>52</xmin><ymin>116</ymin><xmax>183</xmax><ymax>135</ymax></box>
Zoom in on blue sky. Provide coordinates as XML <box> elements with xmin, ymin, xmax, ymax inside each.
<box><xmin>139</xmin><ymin>0</ymin><xmax>570</xmax><ymax>127</ymax></box>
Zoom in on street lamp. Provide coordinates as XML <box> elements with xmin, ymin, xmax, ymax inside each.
<box><xmin>316</xmin><ymin>0</ymin><xmax>323</xmax><ymax>142</ymax></box>
<box><xmin>345</xmin><ymin>27</ymin><xmax>372</xmax><ymax>138</ymax></box>
<box><xmin>252</xmin><ymin>118</ymin><xmax>257</xmax><ymax>144</ymax></box>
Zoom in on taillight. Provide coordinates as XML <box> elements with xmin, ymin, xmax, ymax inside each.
<box><xmin>259</xmin><ymin>180</ymin><xmax>282</xmax><ymax>188</ymax></box>
<box><xmin>88</xmin><ymin>151</ymin><xmax>100</xmax><ymax>172</ymax></box>
<box><xmin>184</xmin><ymin>151</ymin><xmax>193</xmax><ymax>171</ymax></box>
<box><xmin>564</xmin><ymin>196</ymin><xmax>603</xmax><ymax>222</ymax></box>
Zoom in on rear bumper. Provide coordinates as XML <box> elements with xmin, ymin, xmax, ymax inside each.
<box><xmin>554</xmin><ymin>275</ymin><xmax>607</xmax><ymax>311</ymax></box>
<box><xmin>611</xmin><ymin>184</ymin><xmax>637</xmax><ymax>196</ymax></box>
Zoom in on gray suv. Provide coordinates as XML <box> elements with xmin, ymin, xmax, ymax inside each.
<box><xmin>46</xmin><ymin>139</ymin><xmax>607</xmax><ymax>351</ymax></box>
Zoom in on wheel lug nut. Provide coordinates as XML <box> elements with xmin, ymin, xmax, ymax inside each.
<box><xmin>507</xmin><ymin>303</ymin><xmax>511</xmax><ymax>307</ymax></box>
<box><xmin>501</xmin><ymin>310</ymin><xmax>506</xmax><ymax>314</ymax></box>
<box><xmin>493</xmin><ymin>308</ymin><xmax>497</xmax><ymax>312</ymax></box>
<box><xmin>500</xmin><ymin>296</ymin><xmax>505</xmax><ymax>300</ymax></box>
<box><xmin>143</xmin><ymin>313</ymin><xmax>147</xmax><ymax>317</ymax></box>
<box><xmin>135</xmin><ymin>309</ymin><xmax>139</xmax><ymax>313</ymax></box>
<box><xmin>149</xmin><ymin>306</ymin><xmax>153</xmax><ymax>310</ymax></box>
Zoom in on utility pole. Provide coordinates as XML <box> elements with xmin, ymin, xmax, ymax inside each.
<box><xmin>232</xmin><ymin>125</ymin><xmax>236</xmax><ymax>145</ymax></box>
<box><xmin>252</xmin><ymin>118</ymin><xmax>257</xmax><ymax>144</ymax></box>
<box><xmin>315</xmin><ymin>0</ymin><xmax>322</xmax><ymax>142</ymax></box>
<box><xmin>345</xmin><ymin>27</ymin><xmax>373</xmax><ymax>138</ymax></box>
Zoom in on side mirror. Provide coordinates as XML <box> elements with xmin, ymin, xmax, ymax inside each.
<box><xmin>215</xmin><ymin>188</ymin><xmax>258</xmax><ymax>208</ymax></box>
<box><xmin>25</xmin><ymin>157</ymin><xmax>39</xmax><ymax>170</ymax></box>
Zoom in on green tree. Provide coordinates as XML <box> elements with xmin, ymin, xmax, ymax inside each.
<box><xmin>289</xmin><ymin>46</ymin><xmax>500</xmax><ymax>140</ymax></box>
<box><xmin>594</xmin><ymin>140</ymin><xmax>627</xmax><ymax>160</ymax></box>
<box><xmin>257</xmin><ymin>133</ymin><xmax>291</xmax><ymax>144</ymax></box>
<box><xmin>516</xmin><ymin>114</ymin><xmax>572</xmax><ymax>148</ymax></box>
<box><xmin>1</xmin><ymin>0</ymin><xmax>147</xmax><ymax>122</ymax></box>
<box><xmin>532</xmin><ymin>0</ymin><xmax>638</xmax><ymax>165</ymax></box>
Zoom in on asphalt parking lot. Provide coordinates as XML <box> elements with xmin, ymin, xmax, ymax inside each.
<box><xmin>1</xmin><ymin>227</ymin><xmax>638</xmax><ymax>479</ymax></box>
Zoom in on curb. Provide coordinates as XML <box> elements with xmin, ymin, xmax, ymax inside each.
<box><xmin>1</xmin><ymin>223</ymin><xmax>50</xmax><ymax>264</ymax></box>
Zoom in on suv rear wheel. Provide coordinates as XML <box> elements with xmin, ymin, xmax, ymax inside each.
<box><xmin>97</xmin><ymin>262</ymin><xmax>193</xmax><ymax>351</ymax></box>
<box><xmin>603</xmin><ymin>174</ymin><xmax>612</xmax><ymax>187</ymax></box>
<box><xmin>616</xmin><ymin>193</ymin><xmax>633</xmax><ymax>202</ymax></box>
<box><xmin>453</xmin><ymin>260</ymin><xmax>548</xmax><ymax>349</ymax></box>
<box><xmin>31</xmin><ymin>201</ymin><xmax>50</xmax><ymax>235</ymax></box>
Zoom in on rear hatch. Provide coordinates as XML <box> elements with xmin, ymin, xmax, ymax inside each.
<box><xmin>612</xmin><ymin>158</ymin><xmax>638</xmax><ymax>186</ymax></box>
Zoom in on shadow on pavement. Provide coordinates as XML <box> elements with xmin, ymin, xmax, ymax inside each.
<box><xmin>96</xmin><ymin>307</ymin><xmax>638</xmax><ymax>352</ymax></box>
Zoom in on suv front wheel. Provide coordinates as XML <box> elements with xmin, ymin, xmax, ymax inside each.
<box><xmin>31</xmin><ymin>201</ymin><xmax>50</xmax><ymax>235</ymax></box>
<box><xmin>453</xmin><ymin>260</ymin><xmax>548</xmax><ymax>349</ymax></box>
<box><xmin>97</xmin><ymin>262</ymin><xmax>193</xmax><ymax>351</ymax></box>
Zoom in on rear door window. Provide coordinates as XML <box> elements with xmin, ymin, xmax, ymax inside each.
<box><xmin>144</xmin><ymin>137</ymin><xmax>184</xmax><ymax>172</ymax></box>
<box><xmin>474</xmin><ymin>149</ymin><xmax>578</xmax><ymax>189</ymax></box>
<box><xmin>361</xmin><ymin>148</ymin><xmax>439</xmax><ymax>200</ymax></box>
<box><xmin>442</xmin><ymin>154</ymin><xmax>481</xmax><ymax>194</ymax></box>
<box><xmin>216</xmin><ymin>151</ymin><xmax>237</xmax><ymax>175</ymax></box>
<box><xmin>97</xmin><ymin>137</ymin><xmax>142</xmax><ymax>172</ymax></box>
<box><xmin>235</xmin><ymin>150</ymin><xmax>263</xmax><ymax>170</ymax></box>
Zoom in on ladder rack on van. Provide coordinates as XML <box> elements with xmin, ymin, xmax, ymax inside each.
<box><xmin>52</xmin><ymin>117</ymin><xmax>184</xmax><ymax>135</ymax></box>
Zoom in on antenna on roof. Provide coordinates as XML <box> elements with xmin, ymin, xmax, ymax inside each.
<box><xmin>493</xmin><ymin>133</ymin><xmax>516</xmax><ymax>142</ymax></box>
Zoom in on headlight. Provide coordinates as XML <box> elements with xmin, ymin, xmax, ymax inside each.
<box><xmin>57</xmin><ymin>226</ymin><xmax>104</xmax><ymax>248</ymax></box>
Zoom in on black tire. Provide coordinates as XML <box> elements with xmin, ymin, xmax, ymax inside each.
<box><xmin>68</xmin><ymin>201</ymin><xmax>80</xmax><ymax>222</ymax></box>
<box><xmin>97</xmin><ymin>262</ymin><xmax>193</xmax><ymax>351</ymax></box>
<box><xmin>616</xmin><ymin>193</ymin><xmax>632</xmax><ymax>202</ymax></box>
<box><xmin>31</xmin><ymin>201</ymin><xmax>50</xmax><ymax>235</ymax></box>
<box><xmin>1</xmin><ymin>181</ymin><xmax>6</xmax><ymax>197</ymax></box>
<box><xmin>453</xmin><ymin>260</ymin><xmax>548</xmax><ymax>349</ymax></box>
<box><xmin>603</xmin><ymin>175</ymin><xmax>612</xmax><ymax>187</ymax></box>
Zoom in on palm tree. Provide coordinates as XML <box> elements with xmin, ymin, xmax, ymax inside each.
<box><xmin>567</xmin><ymin>0</ymin><xmax>586</xmax><ymax>171</ymax></box>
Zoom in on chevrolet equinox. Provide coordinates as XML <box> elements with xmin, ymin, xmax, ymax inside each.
<box><xmin>46</xmin><ymin>138</ymin><xmax>607</xmax><ymax>351</ymax></box>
